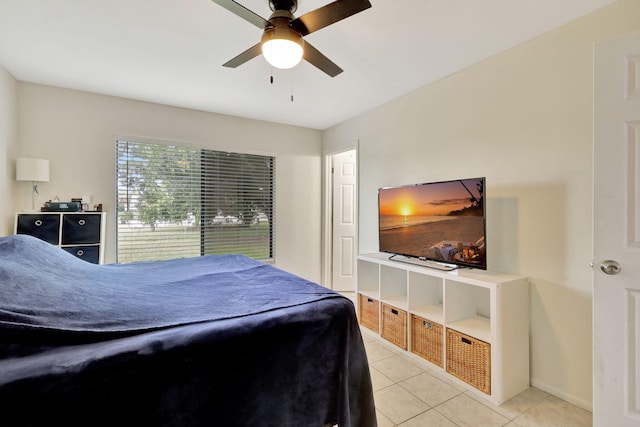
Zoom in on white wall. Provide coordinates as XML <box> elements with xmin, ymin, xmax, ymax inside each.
<box><xmin>323</xmin><ymin>0</ymin><xmax>640</xmax><ymax>410</ymax></box>
<box><xmin>15</xmin><ymin>83</ymin><xmax>323</xmax><ymax>281</ymax></box>
<box><xmin>0</xmin><ymin>65</ymin><xmax>18</xmax><ymax>235</ymax></box>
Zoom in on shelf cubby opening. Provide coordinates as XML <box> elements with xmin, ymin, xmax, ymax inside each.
<box><xmin>445</xmin><ymin>279</ymin><xmax>491</xmax><ymax>341</ymax></box>
<box><xmin>380</xmin><ymin>265</ymin><xmax>408</xmax><ymax>308</ymax></box>
<box><xmin>357</xmin><ymin>259</ymin><xmax>380</xmax><ymax>295</ymax></box>
<box><xmin>408</xmin><ymin>272</ymin><xmax>444</xmax><ymax>324</ymax></box>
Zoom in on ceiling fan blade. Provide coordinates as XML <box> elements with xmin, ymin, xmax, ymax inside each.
<box><xmin>303</xmin><ymin>41</ymin><xmax>343</xmax><ymax>77</ymax></box>
<box><xmin>222</xmin><ymin>43</ymin><xmax>263</xmax><ymax>68</ymax></box>
<box><xmin>290</xmin><ymin>0</ymin><xmax>372</xmax><ymax>36</ymax></box>
<box><xmin>211</xmin><ymin>0</ymin><xmax>270</xmax><ymax>29</ymax></box>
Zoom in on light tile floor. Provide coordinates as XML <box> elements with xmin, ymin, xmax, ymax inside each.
<box><xmin>343</xmin><ymin>293</ymin><xmax>593</xmax><ymax>427</ymax></box>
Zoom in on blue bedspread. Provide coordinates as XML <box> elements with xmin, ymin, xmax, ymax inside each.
<box><xmin>0</xmin><ymin>235</ymin><xmax>376</xmax><ymax>426</ymax></box>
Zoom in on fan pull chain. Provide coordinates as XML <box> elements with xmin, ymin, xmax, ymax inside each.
<box><xmin>267</xmin><ymin>69</ymin><xmax>294</xmax><ymax>102</ymax></box>
<box><xmin>290</xmin><ymin>79</ymin><xmax>294</xmax><ymax>102</ymax></box>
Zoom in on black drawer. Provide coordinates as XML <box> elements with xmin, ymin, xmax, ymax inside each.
<box><xmin>16</xmin><ymin>214</ymin><xmax>60</xmax><ymax>245</ymax></box>
<box><xmin>62</xmin><ymin>246</ymin><xmax>100</xmax><ymax>264</ymax></box>
<box><xmin>62</xmin><ymin>214</ymin><xmax>102</xmax><ymax>245</ymax></box>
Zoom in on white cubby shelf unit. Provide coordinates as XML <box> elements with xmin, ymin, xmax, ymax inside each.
<box><xmin>356</xmin><ymin>252</ymin><xmax>530</xmax><ymax>405</ymax></box>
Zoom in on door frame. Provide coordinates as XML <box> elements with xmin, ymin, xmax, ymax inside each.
<box><xmin>322</xmin><ymin>144</ymin><xmax>359</xmax><ymax>290</ymax></box>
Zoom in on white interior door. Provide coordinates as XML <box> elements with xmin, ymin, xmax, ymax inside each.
<box><xmin>593</xmin><ymin>34</ymin><xmax>640</xmax><ymax>426</ymax></box>
<box><xmin>332</xmin><ymin>149</ymin><xmax>357</xmax><ymax>292</ymax></box>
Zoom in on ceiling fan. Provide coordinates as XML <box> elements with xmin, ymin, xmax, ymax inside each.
<box><xmin>211</xmin><ymin>0</ymin><xmax>372</xmax><ymax>77</ymax></box>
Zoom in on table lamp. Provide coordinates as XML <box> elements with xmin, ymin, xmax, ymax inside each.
<box><xmin>16</xmin><ymin>157</ymin><xmax>50</xmax><ymax>211</ymax></box>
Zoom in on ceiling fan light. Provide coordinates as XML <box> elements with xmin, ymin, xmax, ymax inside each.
<box><xmin>261</xmin><ymin>28</ymin><xmax>304</xmax><ymax>70</ymax></box>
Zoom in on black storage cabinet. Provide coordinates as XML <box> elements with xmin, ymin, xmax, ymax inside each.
<box><xmin>15</xmin><ymin>212</ymin><xmax>105</xmax><ymax>264</ymax></box>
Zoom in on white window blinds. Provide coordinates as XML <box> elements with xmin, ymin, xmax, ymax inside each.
<box><xmin>116</xmin><ymin>140</ymin><xmax>274</xmax><ymax>263</ymax></box>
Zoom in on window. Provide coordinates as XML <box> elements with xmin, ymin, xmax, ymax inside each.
<box><xmin>116</xmin><ymin>140</ymin><xmax>274</xmax><ymax>263</ymax></box>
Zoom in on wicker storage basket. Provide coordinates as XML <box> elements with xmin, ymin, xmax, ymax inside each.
<box><xmin>411</xmin><ymin>314</ymin><xmax>444</xmax><ymax>367</ymax></box>
<box><xmin>446</xmin><ymin>328</ymin><xmax>491</xmax><ymax>394</ymax></box>
<box><xmin>358</xmin><ymin>293</ymin><xmax>380</xmax><ymax>333</ymax></box>
<box><xmin>381</xmin><ymin>303</ymin><xmax>408</xmax><ymax>350</ymax></box>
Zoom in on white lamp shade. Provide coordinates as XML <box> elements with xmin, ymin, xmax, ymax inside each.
<box><xmin>16</xmin><ymin>158</ymin><xmax>50</xmax><ymax>182</ymax></box>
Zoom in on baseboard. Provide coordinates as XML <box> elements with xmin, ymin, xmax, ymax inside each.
<box><xmin>530</xmin><ymin>378</ymin><xmax>592</xmax><ymax>412</ymax></box>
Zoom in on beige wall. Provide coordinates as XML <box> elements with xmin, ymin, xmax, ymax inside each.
<box><xmin>323</xmin><ymin>0</ymin><xmax>640</xmax><ymax>410</ymax></box>
<box><xmin>0</xmin><ymin>65</ymin><xmax>18</xmax><ymax>235</ymax></box>
<box><xmin>14</xmin><ymin>83</ymin><xmax>324</xmax><ymax>281</ymax></box>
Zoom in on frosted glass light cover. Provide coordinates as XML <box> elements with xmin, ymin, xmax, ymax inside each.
<box><xmin>262</xmin><ymin>39</ymin><xmax>303</xmax><ymax>69</ymax></box>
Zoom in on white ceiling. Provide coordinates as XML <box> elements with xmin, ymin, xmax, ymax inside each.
<box><xmin>0</xmin><ymin>0</ymin><xmax>616</xmax><ymax>130</ymax></box>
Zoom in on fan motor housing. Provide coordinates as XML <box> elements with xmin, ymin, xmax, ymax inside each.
<box><xmin>262</xmin><ymin>10</ymin><xmax>302</xmax><ymax>46</ymax></box>
<box><xmin>269</xmin><ymin>0</ymin><xmax>297</xmax><ymax>13</ymax></box>
<box><xmin>261</xmin><ymin>22</ymin><xmax>304</xmax><ymax>50</ymax></box>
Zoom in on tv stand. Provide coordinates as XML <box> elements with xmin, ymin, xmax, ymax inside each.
<box><xmin>356</xmin><ymin>252</ymin><xmax>529</xmax><ymax>405</ymax></box>
<box><xmin>388</xmin><ymin>254</ymin><xmax>458</xmax><ymax>271</ymax></box>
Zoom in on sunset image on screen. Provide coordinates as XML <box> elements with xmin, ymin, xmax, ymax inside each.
<box><xmin>379</xmin><ymin>181</ymin><xmax>475</xmax><ymax>218</ymax></box>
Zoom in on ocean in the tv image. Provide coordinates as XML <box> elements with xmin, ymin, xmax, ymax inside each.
<box><xmin>379</xmin><ymin>215</ymin><xmax>453</xmax><ymax>230</ymax></box>
<box><xmin>379</xmin><ymin>216</ymin><xmax>485</xmax><ymax>265</ymax></box>
<box><xmin>378</xmin><ymin>178</ymin><xmax>486</xmax><ymax>267</ymax></box>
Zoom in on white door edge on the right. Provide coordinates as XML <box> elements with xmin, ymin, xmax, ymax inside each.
<box><xmin>593</xmin><ymin>33</ymin><xmax>640</xmax><ymax>426</ymax></box>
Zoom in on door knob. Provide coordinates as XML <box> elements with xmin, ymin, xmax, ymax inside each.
<box><xmin>600</xmin><ymin>260</ymin><xmax>621</xmax><ymax>275</ymax></box>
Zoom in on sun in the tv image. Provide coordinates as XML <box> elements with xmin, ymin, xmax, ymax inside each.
<box><xmin>378</xmin><ymin>178</ymin><xmax>486</xmax><ymax>267</ymax></box>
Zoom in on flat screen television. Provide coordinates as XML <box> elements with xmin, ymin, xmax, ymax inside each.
<box><xmin>378</xmin><ymin>177</ymin><xmax>486</xmax><ymax>270</ymax></box>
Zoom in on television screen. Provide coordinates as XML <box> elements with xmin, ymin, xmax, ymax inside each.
<box><xmin>378</xmin><ymin>177</ymin><xmax>486</xmax><ymax>270</ymax></box>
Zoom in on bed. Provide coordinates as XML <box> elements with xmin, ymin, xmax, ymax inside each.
<box><xmin>0</xmin><ymin>235</ymin><xmax>376</xmax><ymax>427</ymax></box>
